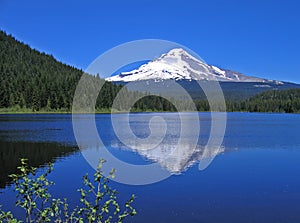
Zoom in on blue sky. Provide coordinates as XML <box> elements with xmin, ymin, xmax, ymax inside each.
<box><xmin>1</xmin><ymin>0</ymin><xmax>299</xmax><ymax>83</ymax></box>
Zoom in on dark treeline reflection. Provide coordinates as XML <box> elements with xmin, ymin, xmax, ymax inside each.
<box><xmin>0</xmin><ymin>141</ymin><xmax>78</xmax><ymax>188</ymax></box>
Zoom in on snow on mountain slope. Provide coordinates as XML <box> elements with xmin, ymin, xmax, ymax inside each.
<box><xmin>106</xmin><ymin>48</ymin><xmax>281</xmax><ymax>84</ymax></box>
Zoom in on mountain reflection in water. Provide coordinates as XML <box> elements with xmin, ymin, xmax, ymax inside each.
<box><xmin>85</xmin><ymin>141</ymin><xmax>225</xmax><ymax>174</ymax></box>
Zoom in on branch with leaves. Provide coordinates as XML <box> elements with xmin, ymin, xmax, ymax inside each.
<box><xmin>0</xmin><ymin>158</ymin><xmax>136</xmax><ymax>223</ymax></box>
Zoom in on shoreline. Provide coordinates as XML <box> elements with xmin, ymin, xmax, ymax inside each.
<box><xmin>0</xmin><ymin>110</ymin><xmax>299</xmax><ymax>115</ymax></box>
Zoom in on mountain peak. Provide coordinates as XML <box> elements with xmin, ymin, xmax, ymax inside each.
<box><xmin>157</xmin><ymin>48</ymin><xmax>205</xmax><ymax>66</ymax></box>
<box><xmin>161</xmin><ymin>48</ymin><xmax>187</xmax><ymax>58</ymax></box>
<box><xmin>106</xmin><ymin>48</ymin><xmax>277</xmax><ymax>83</ymax></box>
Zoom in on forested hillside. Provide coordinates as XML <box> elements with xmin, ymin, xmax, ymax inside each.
<box><xmin>0</xmin><ymin>30</ymin><xmax>80</xmax><ymax>110</ymax></box>
<box><xmin>0</xmin><ymin>30</ymin><xmax>126</xmax><ymax>112</ymax></box>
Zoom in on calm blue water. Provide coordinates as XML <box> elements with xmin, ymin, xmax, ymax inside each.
<box><xmin>0</xmin><ymin>113</ymin><xmax>300</xmax><ymax>222</ymax></box>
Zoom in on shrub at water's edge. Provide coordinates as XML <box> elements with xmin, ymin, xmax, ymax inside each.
<box><xmin>0</xmin><ymin>158</ymin><xmax>136</xmax><ymax>223</ymax></box>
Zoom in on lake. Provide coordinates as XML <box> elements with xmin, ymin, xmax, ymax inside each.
<box><xmin>0</xmin><ymin>112</ymin><xmax>300</xmax><ymax>222</ymax></box>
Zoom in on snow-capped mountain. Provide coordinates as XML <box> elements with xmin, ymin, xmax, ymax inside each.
<box><xmin>106</xmin><ymin>48</ymin><xmax>281</xmax><ymax>84</ymax></box>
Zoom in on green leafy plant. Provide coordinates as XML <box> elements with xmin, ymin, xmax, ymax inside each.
<box><xmin>0</xmin><ymin>158</ymin><xmax>136</xmax><ymax>223</ymax></box>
